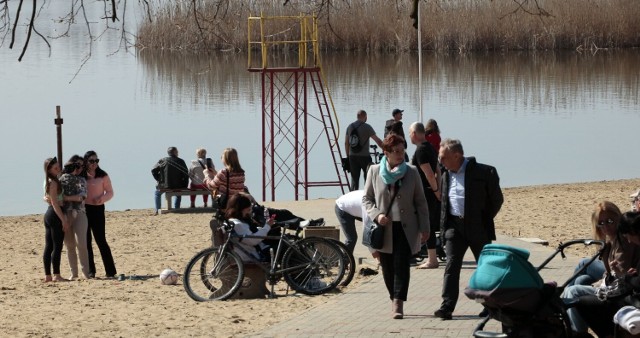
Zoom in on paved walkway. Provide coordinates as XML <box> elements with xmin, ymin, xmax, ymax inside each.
<box><xmin>254</xmin><ymin>234</ymin><xmax>583</xmax><ymax>337</ymax></box>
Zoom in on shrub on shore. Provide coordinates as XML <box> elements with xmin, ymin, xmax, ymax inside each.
<box><xmin>136</xmin><ymin>0</ymin><xmax>640</xmax><ymax>52</ymax></box>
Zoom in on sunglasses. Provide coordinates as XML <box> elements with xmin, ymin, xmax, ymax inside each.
<box><xmin>88</xmin><ymin>159</ymin><xmax>100</xmax><ymax>164</ymax></box>
<box><xmin>597</xmin><ymin>218</ymin><xmax>615</xmax><ymax>227</ymax></box>
<box><xmin>74</xmin><ymin>162</ymin><xmax>84</xmax><ymax>169</ymax></box>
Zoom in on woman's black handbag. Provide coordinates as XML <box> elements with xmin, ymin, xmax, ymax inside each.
<box><xmin>363</xmin><ymin>219</ymin><xmax>385</xmax><ymax>249</ymax></box>
<box><xmin>361</xmin><ymin>179</ymin><xmax>401</xmax><ymax>250</ymax></box>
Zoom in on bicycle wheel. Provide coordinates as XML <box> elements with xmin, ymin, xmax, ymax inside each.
<box><xmin>281</xmin><ymin>237</ymin><xmax>345</xmax><ymax>295</ymax></box>
<box><xmin>326</xmin><ymin>239</ymin><xmax>356</xmax><ymax>287</ymax></box>
<box><xmin>183</xmin><ymin>247</ymin><xmax>244</xmax><ymax>301</ymax></box>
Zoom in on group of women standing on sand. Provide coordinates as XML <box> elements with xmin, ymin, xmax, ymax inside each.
<box><xmin>42</xmin><ymin>151</ymin><xmax>116</xmax><ymax>282</ymax></box>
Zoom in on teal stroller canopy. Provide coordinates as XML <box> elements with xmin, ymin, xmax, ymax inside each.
<box><xmin>465</xmin><ymin>244</ymin><xmax>544</xmax><ymax>312</ymax></box>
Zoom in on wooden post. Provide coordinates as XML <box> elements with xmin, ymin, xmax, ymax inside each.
<box><xmin>55</xmin><ymin>106</ymin><xmax>63</xmax><ymax>162</ymax></box>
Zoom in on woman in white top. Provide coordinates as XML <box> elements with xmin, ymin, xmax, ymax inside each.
<box><xmin>225</xmin><ymin>193</ymin><xmax>275</xmax><ymax>261</ymax></box>
<box><xmin>188</xmin><ymin>148</ymin><xmax>212</xmax><ymax>208</ymax></box>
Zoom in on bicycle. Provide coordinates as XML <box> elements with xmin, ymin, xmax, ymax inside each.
<box><xmin>325</xmin><ymin>238</ymin><xmax>356</xmax><ymax>287</ymax></box>
<box><xmin>370</xmin><ymin>144</ymin><xmax>382</xmax><ymax>164</ymax></box>
<box><xmin>183</xmin><ymin>218</ymin><xmax>347</xmax><ymax>301</ymax></box>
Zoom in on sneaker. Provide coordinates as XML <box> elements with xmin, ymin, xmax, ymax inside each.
<box><xmin>300</xmin><ymin>218</ymin><xmax>325</xmax><ymax>227</ymax></box>
<box><xmin>309</xmin><ymin>218</ymin><xmax>325</xmax><ymax>226</ymax></box>
<box><xmin>359</xmin><ymin>267</ymin><xmax>378</xmax><ymax>276</ymax></box>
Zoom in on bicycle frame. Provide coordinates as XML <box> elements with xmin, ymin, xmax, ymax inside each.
<box><xmin>215</xmin><ymin>220</ymin><xmax>340</xmax><ymax>298</ymax></box>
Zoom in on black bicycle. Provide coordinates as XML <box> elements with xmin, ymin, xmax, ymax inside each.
<box><xmin>183</xmin><ymin>218</ymin><xmax>347</xmax><ymax>301</ymax></box>
<box><xmin>370</xmin><ymin>144</ymin><xmax>383</xmax><ymax>164</ymax></box>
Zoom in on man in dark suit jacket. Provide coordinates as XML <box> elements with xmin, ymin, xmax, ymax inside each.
<box><xmin>434</xmin><ymin>138</ymin><xmax>504</xmax><ymax>320</ymax></box>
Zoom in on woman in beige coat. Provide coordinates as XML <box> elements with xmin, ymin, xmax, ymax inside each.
<box><xmin>363</xmin><ymin>134</ymin><xmax>430</xmax><ymax>319</ymax></box>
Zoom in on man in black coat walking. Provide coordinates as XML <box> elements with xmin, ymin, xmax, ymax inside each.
<box><xmin>433</xmin><ymin>138</ymin><xmax>504</xmax><ymax>320</ymax></box>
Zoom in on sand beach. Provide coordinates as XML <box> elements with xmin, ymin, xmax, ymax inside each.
<box><xmin>1</xmin><ymin>178</ymin><xmax>639</xmax><ymax>337</ymax></box>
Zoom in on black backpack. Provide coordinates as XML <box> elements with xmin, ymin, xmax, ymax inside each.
<box><xmin>349</xmin><ymin>123</ymin><xmax>364</xmax><ymax>152</ymax></box>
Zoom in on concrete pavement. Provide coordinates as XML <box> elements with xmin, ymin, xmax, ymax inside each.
<box><xmin>253</xmin><ymin>234</ymin><xmax>582</xmax><ymax>337</ymax></box>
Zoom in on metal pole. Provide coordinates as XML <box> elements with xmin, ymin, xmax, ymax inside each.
<box><xmin>418</xmin><ymin>3</ymin><xmax>423</xmax><ymax>123</ymax></box>
<box><xmin>55</xmin><ymin>106</ymin><xmax>63</xmax><ymax>162</ymax></box>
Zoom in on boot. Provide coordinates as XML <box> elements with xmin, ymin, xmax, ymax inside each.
<box><xmin>392</xmin><ymin>299</ymin><xmax>404</xmax><ymax>319</ymax></box>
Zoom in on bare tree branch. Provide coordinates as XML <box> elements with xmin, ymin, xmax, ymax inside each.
<box><xmin>9</xmin><ymin>0</ymin><xmax>23</xmax><ymax>49</ymax></box>
<box><xmin>110</xmin><ymin>0</ymin><xmax>117</xmax><ymax>22</ymax></box>
<box><xmin>17</xmin><ymin>0</ymin><xmax>36</xmax><ymax>61</ymax></box>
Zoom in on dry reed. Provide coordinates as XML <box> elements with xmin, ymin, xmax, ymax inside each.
<box><xmin>136</xmin><ymin>0</ymin><xmax>640</xmax><ymax>52</ymax></box>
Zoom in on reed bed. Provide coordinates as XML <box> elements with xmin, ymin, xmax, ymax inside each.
<box><xmin>136</xmin><ymin>0</ymin><xmax>640</xmax><ymax>52</ymax></box>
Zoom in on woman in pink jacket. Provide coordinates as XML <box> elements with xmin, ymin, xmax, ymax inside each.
<box><xmin>83</xmin><ymin>150</ymin><xmax>117</xmax><ymax>278</ymax></box>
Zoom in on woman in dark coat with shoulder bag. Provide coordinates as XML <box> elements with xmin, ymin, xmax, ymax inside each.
<box><xmin>363</xmin><ymin>134</ymin><xmax>430</xmax><ymax>319</ymax></box>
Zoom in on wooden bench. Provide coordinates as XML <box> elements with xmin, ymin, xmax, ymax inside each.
<box><xmin>159</xmin><ymin>188</ymin><xmax>212</xmax><ymax>213</ymax></box>
<box><xmin>303</xmin><ymin>226</ymin><xmax>340</xmax><ymax>241</ymax></box>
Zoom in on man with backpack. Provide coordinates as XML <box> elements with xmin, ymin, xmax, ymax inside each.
<box><xmin>344</xmin><ymin>109</ymin><xmax>382</xmax><ymax>191</ymax></box>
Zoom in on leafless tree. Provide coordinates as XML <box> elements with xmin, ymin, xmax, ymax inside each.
<box><xmin>1</xmin><ymin>0</ymin><xmax>151</xmax><ymax>59</ymax></box>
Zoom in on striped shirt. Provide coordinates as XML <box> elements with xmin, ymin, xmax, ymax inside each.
<box><xmin>210</xmin><ymin>169</ymin><xmax>246</xmax><ymax>196</ymax></box>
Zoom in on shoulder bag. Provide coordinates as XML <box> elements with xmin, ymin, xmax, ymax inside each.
<box><xmin>362</xmin><ymin>180</ymin><xmax>401</xmax><ymax>250</ymax></box>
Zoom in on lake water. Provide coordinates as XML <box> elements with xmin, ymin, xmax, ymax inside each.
<box><xmin>1</xmin><ymin>7</ymin><xmax>639</xmax><ymax>216</ymax></box>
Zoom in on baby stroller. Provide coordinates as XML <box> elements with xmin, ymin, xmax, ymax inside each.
<box><xmin>465</xmin><ymin>239</ymin><xmax>605</xmax><ymax>338</ymax></box>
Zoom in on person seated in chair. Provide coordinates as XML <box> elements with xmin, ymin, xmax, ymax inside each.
<box><xmin>224</xmin><ymin>193</ymin><xmax>275</xmax><ymax>262</ymax></box>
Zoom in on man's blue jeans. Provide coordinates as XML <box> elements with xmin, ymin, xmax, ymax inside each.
<box><xmin>154</xmin><ymin>190</ymin><xmax>181</xmax><ymax>211</ymax></box>
<box><xmin>334</xmin><ymin>204</ymin><xmax>357</xmax><ymax>254</ymax></box>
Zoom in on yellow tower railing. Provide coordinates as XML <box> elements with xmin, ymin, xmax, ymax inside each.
<box><xmin>247</xmin><ymin>13</ymin><xmax>319</xmax><ymax>70</ymax></box>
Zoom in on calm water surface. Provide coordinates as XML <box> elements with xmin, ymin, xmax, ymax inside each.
<box><xmin>1</xmin><ymin>14</ymin><xmax>638</xmax><ymax>216</ymax></box>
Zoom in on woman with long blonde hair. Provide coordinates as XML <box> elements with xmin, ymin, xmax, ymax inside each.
<box><xmin>42</xmin><ymin>157</ymin><xmax>70</xmax><ymax>282</ymax></box>
<box><xmin>204</xmin><ymin>148</ymin><xmax>246</xmax><ymax>209</ymax></box>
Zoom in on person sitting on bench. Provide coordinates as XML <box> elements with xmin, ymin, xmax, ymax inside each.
<box><xmin>151</xmin><ymin>147</ymin><xmax>189</xmax><ymax>215</ymax></box>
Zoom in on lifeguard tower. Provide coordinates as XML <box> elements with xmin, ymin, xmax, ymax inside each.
<box><xmin>248</xmin><ymin>14</ymin><xmax>349</xmax><ymax>201</ymax></box>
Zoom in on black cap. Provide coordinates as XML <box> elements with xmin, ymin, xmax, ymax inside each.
<box><xmin>392</xmin><ymin>108</ymin><xmax>404</xmax><ymax>116</ymax></box>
